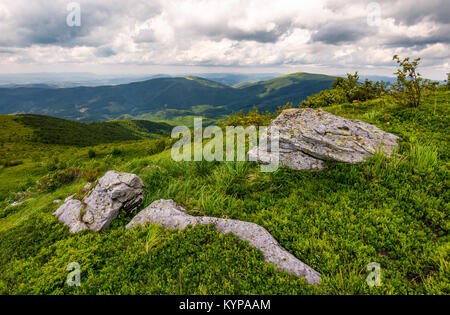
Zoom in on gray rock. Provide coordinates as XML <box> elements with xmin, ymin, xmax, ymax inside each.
<box><xmin>53</xmin><ymin>196</ymin><xmax>88</xmax><ymax>233</ymax></box>
<box><xmin>81</xmin><ymin>182</ymin><xmax>92</xmax><ymax>193</ymax></box>
<box><xmin>248</xmin><ymin>108</ymin><xmax>399</xmax><ymax>171</ymax></box>
<box><xmin>53</xmin><ymin>171</ymin><xmax>144</xmax><ymax>233</ymax></box>
<box><xmin>126</xmin><ymin>199</ymin><xmax>321</xmax><ymax>285</ymax></box>
<box><xmin>53</xmin><ymin>199</ymin><xmax>62</xmax><ymax>205</ymax></box>
<box><xmin>8</xmin><ymin>192</ymin><xmax>29</xmax><ymax>208</ymax></box>
<box><xmin>248</xmin><ymin>146</ymin><xmax>326</xmax><ymax>171</ymax></box>
<box><xmin>9</xmin><ymin>196</ymin><xmax>25</xmax><ymax>207</ymax></box>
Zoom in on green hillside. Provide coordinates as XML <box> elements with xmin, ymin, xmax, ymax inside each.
<box><xmin>0</xmin><ymin>114</ymin><xmax>173</xmax><ymax>146</ymax></box>
<box><xmin>0</xmin><ymin>73</ymin><xmax>336</xmax><ymax>123</ymax></box>
<box><xmin>237</xmin><ymin>72</ymin><xmax>338</xmax><ymax>111</ymax></box>
<box><xmin>0</xmin><ymin>89</ymin><xmax>448</xmax><ymax>295</ymax></box>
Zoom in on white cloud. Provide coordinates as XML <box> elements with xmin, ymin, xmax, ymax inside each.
<box><xmin>0</xmin><ymin>0</ymin><xmax>448</xmax><ymax>79</ymax></box>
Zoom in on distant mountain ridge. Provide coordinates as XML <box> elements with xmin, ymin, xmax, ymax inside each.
<box><xmin>0</xmin><ymin>72</ymin><xmax>337</xmax><ymax>122</ymax></box>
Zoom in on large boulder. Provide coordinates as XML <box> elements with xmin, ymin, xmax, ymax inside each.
<box><xmin>54</xmin><ymin>171</ymin><xmax>144</xmax><ymax>233</ymax></box>
<box><xmin>248</xmin><ymin>108</ymin><xmax>400</xmax><ymax>171</ymax></box>
<box><xmin>126</xmin><ymin>199</ymin><xmax>321</xmax><ymax>285</ymax></box>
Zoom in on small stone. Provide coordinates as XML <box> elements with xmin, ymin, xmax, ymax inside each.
<box><xmin>9</xmin><ymin>196</ymin><xmax>25</xmax><ymax>207</ymax></box>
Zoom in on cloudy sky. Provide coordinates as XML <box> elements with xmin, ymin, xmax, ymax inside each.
<box><xmin>0</xmin><ymin>0</ymin><xmax>448</xmax><ymax>79</ymax></box>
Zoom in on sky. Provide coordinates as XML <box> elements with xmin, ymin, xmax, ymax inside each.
<box><xmin>0</xmin><ymin>0</ymin><xmax>449</xmax><ymax>79</ymax></box>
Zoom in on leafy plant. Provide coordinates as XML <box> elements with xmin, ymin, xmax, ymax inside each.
<box><xmin>82</xmin><ymin>167</ymin><xmax>102</xmax><ymax>183</ymax></box>
<box><xmin>301</xmin><ymin>72</ymin><xmax>389</xmax><ymax>108</ymax></box>
<box><xmin>391</xmin><ymin>55</ymin><xmax>437</xmax><ymax>108</ymax></box>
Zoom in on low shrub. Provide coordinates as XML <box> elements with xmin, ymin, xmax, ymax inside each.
<box><xmin>148</xmin><ymin>139</ymin><xmax>169</xmax><ymax>156</ymax></box>
<box><xmin>3</xmin><ymin>160</ymin><xmax>24</xmax><ymax>168</ymax></box>
<box><xmin>111</xmin><ymin>148</ymin><xmax>122</xmax><ymax>157</ymax></box>
<box><xmin>82</xmin><ymin>167</ymin><xmax>102</xmax><ymax>183</ymax></box>
<box><xmin>38</xmin><ymin>168</ymin><xmax>81</xmax><ymax>192</ymax></box>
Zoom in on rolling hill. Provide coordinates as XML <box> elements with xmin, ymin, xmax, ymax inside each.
<box><xmin>0</xmin><ymin>114</ymin><xmax>173</xmax><ymax>146</ymax></box>
<box><xmin>0</xmin><ymin>72</ymin><xmax>336</xmax><ymax>123</ymax></box>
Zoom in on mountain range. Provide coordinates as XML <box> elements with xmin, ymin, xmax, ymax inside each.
<box><xmin>0</xmin><ymin>72</ymin><xmax>336</xmax><ymax>123</ymax></box>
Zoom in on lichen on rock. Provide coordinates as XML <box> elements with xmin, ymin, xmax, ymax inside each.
<box><xmin>248</xmin><ymin>108</ymin><xmax>400</xmax><ymax>171</ymax></box>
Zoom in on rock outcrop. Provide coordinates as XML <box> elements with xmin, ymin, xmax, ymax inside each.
<box><xmin>248</xmin><ymin>108</ymin><xmax>400</xmax><ymax>171</ymax></box>
<box><xmin>54</xmin><ymin>171</ymin><xmax>144</xmax><ymax>233</ymax></box>
<box><xmin>126</xmin><ymin>199</ymin><xmax>321</xmax><ymax>285</ymax></box>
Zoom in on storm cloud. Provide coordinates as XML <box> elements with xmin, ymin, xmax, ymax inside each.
<box><xmin>310</xmin><ymin>19</ymin><xmax>377</xmax><ymax>44</ymax></box>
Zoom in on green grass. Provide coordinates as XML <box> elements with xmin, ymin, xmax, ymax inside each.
<box><xmin>0</xmin><ymin>90</ymin><xmax>448</xmax><ymax>295</ymax></box>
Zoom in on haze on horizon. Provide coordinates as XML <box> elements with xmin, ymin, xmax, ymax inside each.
<box><xmin>0</xmin><ymin>0</ymin><xmax>449</xmax><ymax>80</ymax></box>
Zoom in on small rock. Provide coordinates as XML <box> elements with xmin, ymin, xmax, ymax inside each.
<box><xmin>54</xmin><ymin>171</ymin><xmax>144</xmax><ymax>233</ymax></box>
<box><xmin>126</xmin><ymin>199</ymin><xmax>321</xmax><ymax>285</ymax></box>
<box><xmin>8</xmin><ymin>193</ymin><xmax>27</xmax><ymax>207</ymax></box>
<box><xmin>9</xmin><ymin>197</ymin><xmax>25</xmax><ymax>207</ymax></box>
<box><xmin>53</xmin><ymin>199</ymin><xmax>62</xmax><ymax>205</ymax></box>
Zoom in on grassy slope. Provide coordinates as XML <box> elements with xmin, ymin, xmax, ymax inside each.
<box><xmin>237</xmin><ymin>72</ymin><xmax>336</xmax><ymax>111</ymax></box>
<box><xmin>0</xmin><ymin>114</ymin><xmax>173</xmax><ymax>146</ymax></box>
<box><xmin>0</xmin><ymin>91</ymin><xmax>448</xmax><ymax>294</ymax></box>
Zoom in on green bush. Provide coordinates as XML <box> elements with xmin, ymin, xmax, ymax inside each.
<box><xmin>3</xmin><ymin>160</ymin><xmax>23</xmax><ymax>168</ymax></box>
<box><xmin>301</xmin><ymin>88</ymin><xmax>348</xmax><ymax>108</ymax></box>
<box><xmin>38</xmin><ymin>168</ymin><xmax>81</xmax><ymax>192</ymax></box>
<box><xmin>111</xmin><ymin>148</ymin><xmax>122</xmax><ymax>157</ymax></box>
<box><xmin>301</xmin><ymin>72</ymin><xmax>391</xmax><ymax>109</ymax></box>
<box><xmin>225</xmin><ymin>103</ymin><xmax>293</xmax><ymax>127</ymax></box>
<box><xmin>82</xmin><ymin>167</ymin><xmax>102</xmax><ymax>183</ymax></box>
<box><xmin>391</xmin><ymin>55</ymin><xmax>439</xmax><ymax>108</ymax></box>
<box><xmin>148</xmin><ymin>139</ymin><xmax>168</xmax><ymax>156</ymax></box>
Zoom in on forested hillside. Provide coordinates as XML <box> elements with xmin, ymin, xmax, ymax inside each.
<box><xmin>0</xmin><ymin>73</ymin><xmax>336</xmax><ymax>122</ymax></box>
<box><xmin>0</xmin><ymin>115</ymin><xmax>173</xmax><ymax>146</ymax></box>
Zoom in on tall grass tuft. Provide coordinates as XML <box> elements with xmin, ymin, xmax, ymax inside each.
<box><xmin>408</xmin><ymin>141</ymin><xmax>439</xmax><ymax>175</ymax></box>
<box><xmin>145</xmin><ymin>224</ymin><xmax>162</xmax><ymax>256</ymax></box>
